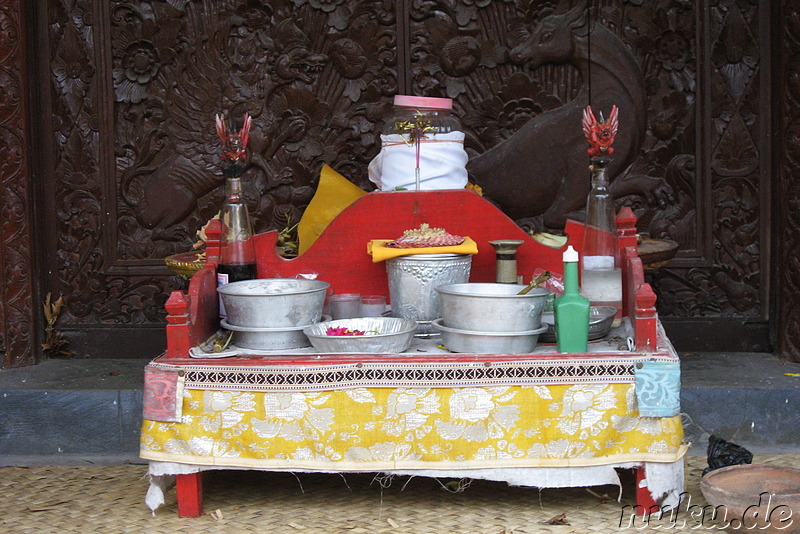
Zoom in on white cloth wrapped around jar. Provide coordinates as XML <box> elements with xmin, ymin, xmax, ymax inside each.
<box><xmin>368</xmin><ymin>132</ymin><xmax>469</xmax><ymax>191</ymax></box>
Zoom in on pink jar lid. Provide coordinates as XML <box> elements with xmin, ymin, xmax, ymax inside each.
<box><xmin>393</xmin><ymin>95</ymin><xmax>453</xmax><ymax>110</ymax></box>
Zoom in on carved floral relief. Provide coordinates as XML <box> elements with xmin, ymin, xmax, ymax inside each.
<box><xmin>48</xmin><ymin>0</ymin><xmax>399</xmax><ymax>330</ymax></box>
<box><xmin>778</xmin><ymin>1</ymin><xmax>800</xmax><ymax>360</ymax></box>
<box><xmin>0</xmin><ymin>0</ymin><xmax>36</xmax><ymax>367</ymax></box>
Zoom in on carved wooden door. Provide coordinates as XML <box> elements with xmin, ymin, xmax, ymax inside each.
<box><xmin>2</xmin><ymin>0</ymin><xmax>786</xmax><ymax>364</ymax></box>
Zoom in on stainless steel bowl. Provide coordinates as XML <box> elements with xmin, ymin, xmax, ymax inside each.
<box><xmin>303</xmin><ymin>317</ymin><xmax>418</xmax><ymax>353</ymax></box>
<box><xmin>217</xmin><ymin>278</ymin><xmax>330</xmax><ymax>328</ymax></box>
<box><xmin>220</xmin><ymin>319</ymin><xmax>316</xmax><ymax>350</ymax></box>
<box><xmin>436</xmin><ymin>283</ymin><xmax>550</xmax><ymax>332</ymax></box>
<box><xmin>432</xmin><ymin>319</ymin><xmax>548</xmax><ymax>354</ymax></box>
<box><xmin>539</xmin><ymin>305</ymin><xmax>617</xmax><ymax>343</ymax></box>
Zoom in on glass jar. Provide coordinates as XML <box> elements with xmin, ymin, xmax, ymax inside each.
<box><xmin>382</xmin><ymin>95</ymin><xmax>462</xmax><ymax>136</ymax></box>
<box><xmin>370</xmin><ymin>95</ymin><xmax>468</xmax><ymax>191</ymax></box>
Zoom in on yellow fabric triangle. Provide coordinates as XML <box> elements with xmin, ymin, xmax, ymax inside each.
<box><xmin>367</xmin><ymin>237</ymin><xmax>479</xmax><ymax>263</ymax></box>
<box><xmin>298</xmin><ymin>164</ymin><xmax>367</xmax><ymax>255</ymax></box>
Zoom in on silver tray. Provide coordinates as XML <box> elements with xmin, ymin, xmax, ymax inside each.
<box><xmin>220</xmin><ymin>318</ymin><xmax>326</xmax><ymax>350</ymax></box>
<box><xmin>432</xmin><ymin>319</ymin><xmax>548</xmax><ymax>354</ymax></box>
<box><xmin>539</xmin><ymin>305</ymin><xmax>617</xmax><ymax>343</ymax></box>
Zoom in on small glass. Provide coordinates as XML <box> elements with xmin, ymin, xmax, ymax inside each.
<box><xmin>360</xmin><ymin>295</ymin><xmax>387</xmax><ymax>317</ymax></box>
<box><xmin>328</xmin><ymin>293</ymin><xmax>361</xmax><ymax>320</ymax></box>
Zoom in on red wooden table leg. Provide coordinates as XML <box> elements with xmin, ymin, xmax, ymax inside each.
<box><xmin>635</xmin><ymin>465</ymin><xmax>660</xmax><ymax>516</ymax></box>
<box><xmin>176</xmin><ymin>472</ymin><xmax>203</xmax><ymax>517</ymax></box>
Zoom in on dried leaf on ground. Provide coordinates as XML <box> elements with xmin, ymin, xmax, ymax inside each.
<box><xmin>585</xmin><ymin>487</ymin><xmax>611</xmax><ymax>502</ymax></box>
<box><xmin>542</xmin><ymin>512</ymin><xmax>569</xmax><ymax>525</ymax></box>
<box><xmin>27</xmin><ymin>500</ymin><xmax>70</xmax><ymax>512</ymax></box>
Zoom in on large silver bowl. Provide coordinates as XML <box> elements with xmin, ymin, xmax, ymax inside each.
<box><xmin>218</xmin><ymin>278</ymin><xmax>329</xmax><ymax>328</ymax></box>
<box><xmin>436</xmin><ymin>283</ymin><xmax>550</xmax><ymax>332</ymax></box>
<box><xmin>432</xmin><ymin>319</ymin><xmax>548</xmax><ymax>354</ymax></box>
<box><xmin>303</xmin><ymin>317</ymin><xmax>418</xmax><ymax>353</ymax></box>
<box><xmin>539</xmin><ymin>305</ymin><xmax>616</xmax><ymax>343</ymax></box>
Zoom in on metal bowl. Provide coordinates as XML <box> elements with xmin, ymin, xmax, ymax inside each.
<box><xmin>217</xmin><ymin>278</ymin><xmax>330</xmax><ymax>328</ymax></box>
<box><xmin>432</xmin><ymin>319</ymin><xmax>548</xmax><ymax>354</ymax></box>
<box><xmin>539</xmin><ymin>305</ymin><xmax>617</xmax><ymax>343</ymax></box>
<box><xmin>700</xmin><ymin>464</ymin><xmax>800</xmax><ymax>533</ymax></box>
<box><xmin>303</xmin><ymin>317</ymin><xmax>418</xmax><ymax>353</ymax></box>
<box><xmin>436</xmin><ymin>283</ymin><xmax>550</xmax><ymax>332</ymax></box>
<box><xmin>220</xmin><ymin>319</ymin><xmax>318</xmax><ymax>350</ymax></box>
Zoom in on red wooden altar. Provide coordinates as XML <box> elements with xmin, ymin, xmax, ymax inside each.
<box><xmin>150</xmin><ymin>190</ymin><xmax>677</xmax><ymax>518</ymax></box>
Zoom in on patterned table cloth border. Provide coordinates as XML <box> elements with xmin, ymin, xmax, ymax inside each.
<box><xmin>147</xmin><ymin>355</ymin><xmax>678</xmax><ymax>392</ymax></box>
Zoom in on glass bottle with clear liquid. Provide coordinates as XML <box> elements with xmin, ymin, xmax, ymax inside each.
<box><xmin>580</xmin><ymin>157</ymin><xmax>622</xmax><ymax>322</ymax></box>
<box><xmin>217</xmin><ymin>176</ymin><xmax>257</xmax><ymax>319</ymax></box>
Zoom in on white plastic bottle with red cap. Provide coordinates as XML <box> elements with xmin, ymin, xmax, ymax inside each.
<box><xmin>368</xmin><ymin>95</ymin><xmax>468</xmax><ymax>191</ymax></box>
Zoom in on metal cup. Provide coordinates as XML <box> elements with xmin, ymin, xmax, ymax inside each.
<box><xmin>386</xmin><ymin>253</ymin><xmax>472</xmax><ymax>334</ymax></box>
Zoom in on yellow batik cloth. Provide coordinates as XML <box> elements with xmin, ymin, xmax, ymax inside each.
<box><xmin>140</xmin><ymin>383</ymin><xmax>685</xmax><ymax>471</ymax></box>
<box><xmin>297</xmin><ymin>164</ymin><xmax>367</xmax><ymax>255</ymax></box>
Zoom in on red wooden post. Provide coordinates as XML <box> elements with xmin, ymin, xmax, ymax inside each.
<box><xmin>176</xmin><ymin>473</ymin><xmax>203</xmax><ymax>517</ymax></box>
<box><xmin>623</xmin><ymin>246</ymin><xmax>641</xmax><ymax>319</ymax></box>
<box><xmin>204</xmin><ymin>218</ymin><xmax>222</xmax><ymax>267</ymax></box>
<box><xmin>634</xmin><ymin>283</ymin><xmax>658</xmax><ymax>352</ymax></box>
<box><xmin>635</xmin><ymin>465</ymin><xmax>661</xmax><ymax>516</ymax></box>
<box><xmin>164</xmin><ymin>291</ymin><xmax>190</xmax><ymax>359</ymax></box>
<box><xmin>617</xmin><ymin>208</ymin><xmax>638</xmax><ymax>318</ymax></box>
<box><xmin>616</xmin><ymin>207</ymin><xmax>638</xmax><ymax>264</ymax></box>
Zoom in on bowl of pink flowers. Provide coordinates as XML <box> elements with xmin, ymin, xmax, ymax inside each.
<box><xmin>303</xmin><ymin>317</ymin><xmax>418</xmax><ymax>353</ymax></box>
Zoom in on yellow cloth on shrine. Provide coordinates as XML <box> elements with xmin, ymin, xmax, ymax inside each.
<box><xmin>297</xmin><ymin>164</ymin><xmax>367</xmax><ymax>255</ymax></box>
<box><xmin>140</xmin><ymin>383</ymin><xmax>685</xmax><ymax>470</ymax></box>
<box><xmin>368</xmin><ymin>237</ymin><xmax>479</xmax><ymax>263</ymax></box>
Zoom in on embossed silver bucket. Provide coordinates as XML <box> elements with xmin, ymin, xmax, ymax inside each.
<box><xmin>386</xmin><ymin>253</ymin><xmax>472</xmax><ymax>334</ymax></box>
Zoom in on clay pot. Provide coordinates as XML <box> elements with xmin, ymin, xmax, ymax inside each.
<box><xmin>700</xmin><ymin>464</ymin><xmax>800</xmax><ymax>533</ymax></box>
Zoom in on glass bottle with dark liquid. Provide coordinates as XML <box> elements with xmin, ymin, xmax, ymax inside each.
<box><xmin>217</xmin><ymin>176</ymin><xmax>256</xmax><ymax>319</ymax></box>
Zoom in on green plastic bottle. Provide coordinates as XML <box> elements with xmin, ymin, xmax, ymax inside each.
<box><xmin>554</xmin><ymin>245</ymin><xmax>590</xmax><ymax>352</ymax></box>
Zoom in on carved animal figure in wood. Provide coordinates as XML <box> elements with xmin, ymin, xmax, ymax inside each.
<box><xmin>123</xmin><ymin>151</ymin><xmax>218</xmax><ymax>241</ymax></box>
<box><xmin>466</xmin><ymin>1</ymin><xmax>648</xmax><ymax>230</ymax></box>
<box><xmin>123</xmin><ymin>18</ymin><xmax>327</xmax><ymax>242</ymax></box>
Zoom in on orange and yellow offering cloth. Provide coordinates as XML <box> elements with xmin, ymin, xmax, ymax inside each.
<box><xmin>367</xmin><ymin>237</ymin><xmax>479</xmax><ymax>263</ymax></box>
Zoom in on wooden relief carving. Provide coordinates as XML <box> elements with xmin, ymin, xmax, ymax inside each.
<box><xmin>47</xmin><ymin>0</ymin><xmax>398</xmax><ymax>335</ymax></box>
<box><xmin>409</xmin><ymin>0</ymin><xmax>767</xmax><ymax>327</ymax></box>
<box><xmin>777</xmin><ymin>0</ymin><xmax>800</xmax><ymax>361</ymax></box>
<box><xmin>651</xmin><ymin>0</ymin><xmax>766</xmax><ymax>324</ymax></box>
<box><xmin>0</xmin><ymin>0</ymin><xmax>36</xmax><ymax>367</ymax></box>
<box><xmin>35</xmin><ymin>0</ymin><xmax>774</xmax><ymax>356</ymax></box>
